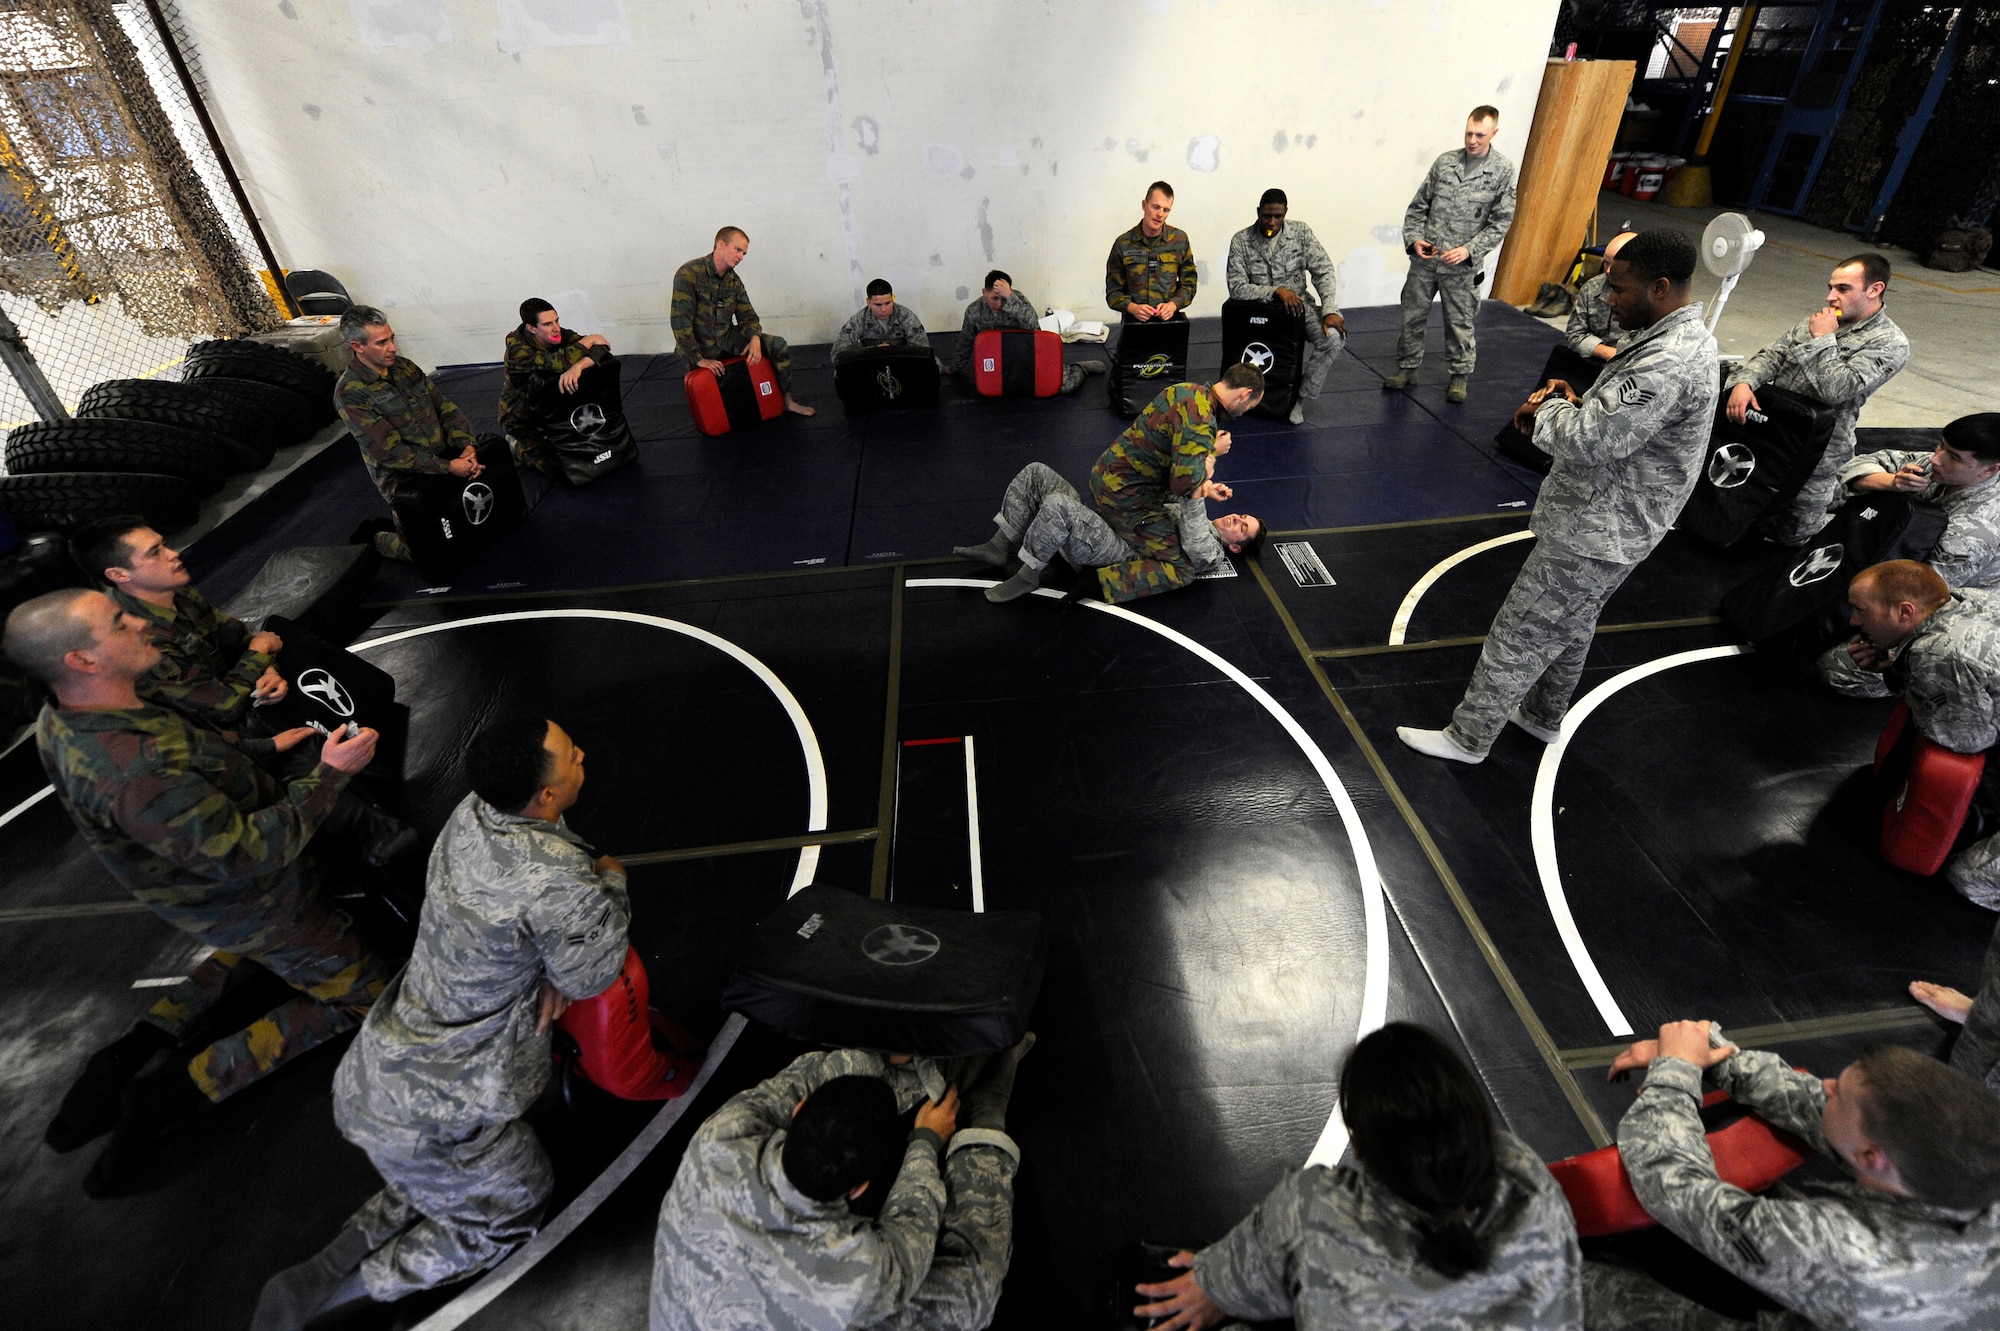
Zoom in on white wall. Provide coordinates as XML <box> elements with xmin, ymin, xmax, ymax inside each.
<box><xmin>176</xmin><ymin>0</ymin><xmax>1560</xmax><ymax>366</ymax></box>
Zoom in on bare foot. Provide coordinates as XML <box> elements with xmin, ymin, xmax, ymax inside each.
<box><xmin>785</xmin><ymin>395</ymin><xmax>816</xmax><ymax>417</ymax></box>
<box><xmin>1910</xmin><ymin>980</ymin><xmax>1974</xmax><ymax>1025</ymax></box>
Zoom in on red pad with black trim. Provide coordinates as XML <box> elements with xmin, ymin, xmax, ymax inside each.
<box><xmin>554</xmin><ymin>945</ymin><xmax>701</xmax><ymax>1100</ymax></box>
<box><xmin>1875</xmin><ymin>699</ymin><xmax>1986</xmax><ymax>876</ymax></box>
<box><xmin>1549</xmin><ymin>1088</ymin><xmax>1812</xmax><ymax>1236</ymax></box>
<box><xmin>972</xmin><ymin>329</ymin><xmax>1064</xmax><ymax>398</ymax></box>
<box><xmin>684</xmin><ymin>356</ymin><xmax>783</xmax><ymax>436</ymax></box>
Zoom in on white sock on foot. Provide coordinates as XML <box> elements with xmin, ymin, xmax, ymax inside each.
<box><xmin>1396</xmin><ymin>727</ymin><xmax>1484</xmax><ymax>764</ymax></box>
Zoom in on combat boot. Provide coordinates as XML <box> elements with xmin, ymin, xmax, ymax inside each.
<box><xmin>1447</xmin><ymin>375</ymin><xmax>1470</xmax><ymax>403</ymax></box>
<box><xmin>1381</xmin><ymin>371</ymin><xmax>1414</xmax><ymax>391</ymax></box>
<box><xmin>82</xmin><ymin>1064</ymin><xmax>209</xmax><ymax>1198</ymax></box>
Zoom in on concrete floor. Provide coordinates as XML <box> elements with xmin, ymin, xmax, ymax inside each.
<box><xmin>1536</xmin><ymin>192</ymin><xmax>2000</xmax><ymax>430</ymax></box>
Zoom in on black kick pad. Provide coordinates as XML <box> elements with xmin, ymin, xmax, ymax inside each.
<box><xmin>220</xmin><ymin>544</ymin><xmax>381</xmax><ymax>638</ymax></box>
<box><xmin>834</xmin><ymin>344</ymin><xmax>941</xmax><ymax>412</ymax></box>
<box><xmin>517</xmin><ymin>355</ymin><xmax>637</xmax><ymax>487</ymax></box>
<box><xmin>1108</xmin><ymin>314</ymin><xmax>1190</xmax><ymax>416</ymax></box>
<box><xmin>1493</xmin><ymin>345</ymin><xmax>1605</xmax><ymax>474</ymax></box>
<box><xmin>1720</xmin><ymin>491</ymin><xmax>1946</xmax><ymax>667</ymax></box>
<box><xmin>256</xmin><ymin>614</ymin><xmax>409</xmax><ymax>777</ymax></box>
<box><xmin>1679</xmin><ymin>382</ymin><xmax>1836</xmax><ymax>548</ymax></box>
<box><xmin>721</xmin><ymin>885</ymin><xmax>1045</xmax><ymax>1058</ymax></box>
<box><xmin>1218</xmin><ymin>297</ymin><xmax>1303</xmax><ymax>419</ymax></box>
<box><xmin>388</xmin><ymin>434</ymin><xmax>527</xmax><ymax>582</ymax></box>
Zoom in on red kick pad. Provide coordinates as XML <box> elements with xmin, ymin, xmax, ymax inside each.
<box><xmin>972</xmin><ymin>329</ymin><xmax>1063</xmax><ymax>398</ymax></box>
<box><xmin>1549</xmin><ymin>1089</ymin><xmax>1812</xmax><ymax>1236</ymax></box>
<box><xmin>1875</xmin><ymin>699</ymin><xmax>1986</xmax><ymax>876</ymax></box>
<box><xmin>684</xmin><ymin>355</ymin><xmax>783</xmax><ymax>436</ymax></box>
<box><xmin>555</xmin><ymin>945</ymin><xmax>702</xmax><ymax>1100</ymax></box>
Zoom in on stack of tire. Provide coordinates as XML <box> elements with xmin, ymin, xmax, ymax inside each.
<box><xmin>0</xmin><ymin>338</ymin><xmax>339</xmax><ymax>536</ymax></box>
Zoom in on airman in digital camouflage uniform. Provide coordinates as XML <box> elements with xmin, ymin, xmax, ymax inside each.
<box><xmin>1132</xmin><ymin>1024</ymin><xmax>1581</xmax><ymax>1331</ymax></box>
<box><xmin>1085</xmin><ymin>367</ymin><xmax>1264</xmax><ymax>604</ymax></box>
<box><xmin>1817</xmin><ymin>416</ymin><xmax>2000</xmax><ymax>696</ymax></box>
<box><xmin>954</xmin><ymin>460</ymin><xmax>1263</xmax><ymax>604</ymax></box>
<box><xmin>943</xmin><ymin>270</ymin><xmax>1103</xmax><ymax>393</ymax></box>
<box><xmin>4</xmin><ymin>588</ymin><xmax>386</xmax><ymax>1198</ymax></box>
<box><xmin>1912</xmin><ymin>918</ymin><xmax>2000</xmax><ymax>1099</ymax></box>
<box><xmin>833</xmin><ymin>279</ymin><xmax>930</xmax><ymax>360</ymax></box>
<box><xmin>671</xmin><ymin>225</ymin><xmax>814</xmax><ymax>415</ymax></box>
<box><xmin>69</xmin><ymin>518</ymin><xmax>286</xmax><ymax>732</ymax></box>
<box><xmin>1838</xmin><ymin>561</ymin><xmax>2000</xmax><ymax>908</ymax></box>
<box><xmin>1387</xmin><ymin>106</ymin><xmax>1516</xmax><ymax>403</ymax></box>
<box><xmin>498</xmin><ymin>297</ymin><xmax>611</xmax><ymax>476</ymax></box>
<box><xmin>1725</xmin><ymin>254</ymin><xmax>1910</xmax><ymax>545</ymax></box>
<box><xmin>1226</xmin><ymin>188</ymin><xmax>1348</xmax><ymax>425</ymax></box>
<box><xmin>252</xmin><ymin>716</ymin><xmax>677</xmax><ymax>1330</ymax></box>
<box><xmin>1586</xmin><ymin>1019</ymin><xmax>2000</xmax><ymax>1330</ymax></box>
<box><xmin>649</xmin><ymin>1036</ymin><xmax>1033</xmax><ymax>1331</ymax></box>
<box><xmin>1106</xmin><ymin>181</ymin><xmax>1197</xmax><ymax>322</ymax></box>
<box><xmin>1564</xmin><ymin>231</ymin><xmax>1638</xmax><ymax>363</ymax></box>
<box><xmin>1401</xmin><ymin>230</ymin><xmax>1718</xmax><ymax>764</ymax></box>
<box><xmin>337</xmin><ymin>304</ymin><xmax>484</xmax><ymax>564</ymax></box>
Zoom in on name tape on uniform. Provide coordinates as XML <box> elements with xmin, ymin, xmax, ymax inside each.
<box><xmin>1275</xmin><ymin>541</ymin><xmax>1337</xmax><ymax>588</ymax></box>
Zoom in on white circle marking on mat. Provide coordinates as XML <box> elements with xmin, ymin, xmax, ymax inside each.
<box><xmin>910</xmin><ymin>577</ymin><xmax>1389</xmax><ymax>1168</ymax></box>
<box><xmin>1388</xmin><ymin>529</ymin><xmax>1536</xmax><ymax>645</ymax></box>
<box><xmin>1531</xmin><ymin>644</ymin><xmax>1749</xmax><ymax>1037</ymax></box>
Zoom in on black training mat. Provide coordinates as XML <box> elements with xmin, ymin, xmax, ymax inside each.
<box><xmin>220</xmin><ymin>544</ymin><xmax>381</xmax><ymax>639</ymax></box>
<box><xmin>388</xmin><ymin>434</ymin><xmax>527</xmax><ymax>582</ymax></box>
<box><xmin>517</xmin><ymin>355</ymin><xmax>637</xmax><ymax>487</ymax></box>
<box><xmin>1679</xmin><ymin>382</ymin><xmax>1837</xmax><ymax>548</ymax></box>
<box><xmin>834</xmin><ymin>344</ymin><xmax>941</xmax><ymax>411</ymax></box>
<box><xmin>1219</xmin><ymin>297</ymin><xmax>1304</xmax><ymax>419</ymax></box>
<box><xmin>722</xmin><ymin>884</ymin><xmax>1045</xmax><ymax>1057</ymax></box>
<box><xmin>1108</xmin><ymin>314</ymin><xmax>1190</xmax><ymax>415</ymax></box>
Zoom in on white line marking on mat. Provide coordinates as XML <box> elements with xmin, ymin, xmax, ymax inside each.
<box><xmin>909</xmin><ymin>578</ymin><xmax>1389</xmax><ymax>1168</ymax></box>
<box><xmin>1532</xmin><ymin>644</ymin><xmax>1749</xmax><ymax>1036</ymax></box>
<box><xmin>964</xmin><ymin>734</ymin><xmax>984</xmax><ymax>913</ymax></box>
<box><xmin>1388</xmin><ymin>530</ymin><xmax>1535</xmax><ymax>645</ymax></box>
<box><xmin>0</xmin><ymin>783</ymin><xmax>55</xmax><ymax>831</ymax></box>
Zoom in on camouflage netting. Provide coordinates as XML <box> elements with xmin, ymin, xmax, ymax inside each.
<box><xmin>0</xmin><ymin>0</ymin><xmax>276</xmax><ymax>340</ymax></box>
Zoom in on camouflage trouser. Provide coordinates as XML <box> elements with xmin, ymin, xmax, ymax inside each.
<box><xmin>1445</xmin><ymin>541</ymin><xmax>1638</xmax><ymax>756</ymax></box>
<box><xmin>1949</xmin><ymin>830</ymin><xmax>2000</xmax><ymax>910</ymax></box>
<box><xmin>368</xmin><ymin>473</ymin><xmax>417</xmax><ymax>563</ymax></box>
<box><xmin>1582</xmin><ymin>1260</ymin><xmax>1757</xmax><ymax>1330</ymax></box>
<box><xmin>718</xmin><ymin>331</ymin><xmax>795</xmax><ymax>397</ymax></box>
<box><xmin>1091</xmin><ymin>503</ymin><xmax>1192</xmax><ymax>604</ymax></box>
<box><xmin>1058</xmin><ymin>364</ymin><xmax>1089</xmax><ymax>395</ymax></box>
<box><xmin>1951</xmin><ymin>916</ymin><xmax>2000</xmax><ymax>1096</ymax></box>
<box><xmin>141</xmin><ymin>900</ymin><xmax>389</xmax><ymax>1102</ymax></box>
<box><xmin>863</xmin><ymin>1133</ymin><xmax>1019</xmax><ymax>1331</ymax></box>
<box><xmin>1396</xmin><ymin>262</ymin><xmax>1482</xmax><ymax>374</ymax></box>
<box><xmin>333</xmin><ymin>1110</ymin><xmax>554</xmax><ymax>1301</ymax></box>
<box><xmin>1297</xmin><ymin>304</ymin><xmax>1347</xmax><ymax>399</ymax></box>
<box><xmin>505</xmin><ymin>431</ymin><xmax>560</xmax><ymax>477</ymax></box>
<box><xmin>1760</xmin><ymin>439</ymin><xmax>1849</xmax><ymax>545</ymax></box>
<box><xmin>995</xmin><ymin>463</ymin><xmax>1136</xmax><ymax>573</ymax></box>
<box><xmin>1813</xmin><ymin>641</ymin><xmax>1892</xmax><ymax>698</ymax></box>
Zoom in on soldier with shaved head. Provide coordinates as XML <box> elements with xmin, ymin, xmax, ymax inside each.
<box><xmin>3</xmin><ymin>588</ymin><xmax>387</xmax><ymax>1198</ymax></box>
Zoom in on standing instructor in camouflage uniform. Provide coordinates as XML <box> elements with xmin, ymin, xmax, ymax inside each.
<box><xmin>1587</xmin><ymin>1019</ymin><xmax>2000</xmax><ymax>1329</ymax></box>
<box><xmin>336</xmin><ymin>305</ymin><xmax>485</xmax><ymax>564</ymax></box>
<box><xmin>1400</xmin><ymin>230</ymin><xmax>1718</xmax><ymax>764</ymax></box>
<box><xmin>1226</xmin><ymin>188</ymin><xmax>1347</xmax><ymax>426</ymax></box>
<box><xmin>4</xmin><ymin>588</ymin><xmax>387</xmax><ymax>1197</ymax></box>
<box><xmin>671</xmin><ymin>226</ymin><xmax>815</xmax><ymax>416</ymax></box>
<box><xmin>1386</xmin><ymin>106</ymin><xmax>1516</xmax><ymax>403</ymax></box>
<box><xmin>253</xmin><ymin>715</ymin><xmax>651</xmax><ymax>1329</ymax></box>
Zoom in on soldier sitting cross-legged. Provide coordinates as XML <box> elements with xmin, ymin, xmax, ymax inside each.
<box><xmin>3</xmin><ymin>588</ymin><xmax>391</xmax><ymax>1199</ymax></box>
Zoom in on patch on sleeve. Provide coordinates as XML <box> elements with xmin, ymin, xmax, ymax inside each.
<box><xmin>565</xmin><ymin>902</ymin><xmax>611</xmax><ymax>948</ymax></box>
<box><xmin>1616</xmin><ymin>379</ymin><xmax>1657</xmax><ymax>411</ymax></box>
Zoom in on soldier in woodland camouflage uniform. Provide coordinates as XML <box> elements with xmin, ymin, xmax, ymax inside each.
<box><xmin>650</xmin><ymin>1036</ymin><xmax>1032</xmax><ymax>1331</ymax></box>
<box><xmin>1083</xmin><ymin>369</ymin><xmax>1264</xmax><ymax>604</ymax></box>
<box><xmin>1105</xmin><ymin>181</ymin><xmax>1197</xmax><ymax>321</ymax></box>
<box><xmin>1725</xmin><ymin>254</ymin><xmax>1910</xmax><ymax>544</ymax></box>
<box><xmin>944</xmin><ymin>270</ymin><xmax>1103</xmax><ymax>392</ymax></box>
<box><xmin>1226</xmin><ymin>188</ymin><xmax>1348</xmax><ymax>424</ymax></box>
<box><xmin>834</xmin><ymin>279</ymin><xmax>930</xmax><ymax>360</ymax></box>
<box><xmin>671</xmin><ymin>225</ymin><xmax>814</xmax><ymax>415</ymax></box>
<box><xmin>4</xmin><ymin>588</ymin><xmax>387</xmax><ymax>1198</ymax></box>
<box><xmin>498</xmin><ymin>297</ymin><xmax>612</xmax><ymax>475</ymax></box>
<box><xmin>954</xmin><ymin>461</ymin><xmax>1264</xmax><ymax>605</ymax></box>
<box><xmin>337</xmin><ymin>305</ymin><xmax>484</xmax><ymax>564</ymax></box>
<box><xmin>1400</xmin><ymin>230</ymin><xmax>1718</xmax><ymax>764</ymax></box>
<box><xmin>1586</xmin><ymin>1019</ymin><xmax>2000</xmax><ymax>1330</ymax></box>
<box><xmin>1133</xmin><ymin>1024</ymin><xmax>1581</xmax><ymax>1331</ymax></box>
<box><xmin>1564</xmin><ymin>231</ymin><xmax>1638</xmax><ymax>362</ymax></box>
<box><xmin>1817</xmin><ymin>416</ymin><xmax>2000</xmax><ymax>695</ymax></box>
<box><xmin>252</xmin><ymin>716</ymin><xmax>675</xmax><ymax>1330</ymax></box>
<box><xmin>1388</xmin><ymin>106</ymin><xmax>1516</xmax><ymax>401</ymax></box>
<box><xmin>1838</xmin><ymin>562</ymin><xmax>2000</xmax><ymax>908</ymax></box>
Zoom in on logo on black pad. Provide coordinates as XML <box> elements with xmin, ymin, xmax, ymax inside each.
<box><xmin>862</xmin><ymin>923</ymin><xmax>941</xmax><ymax>966</ymax></box>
